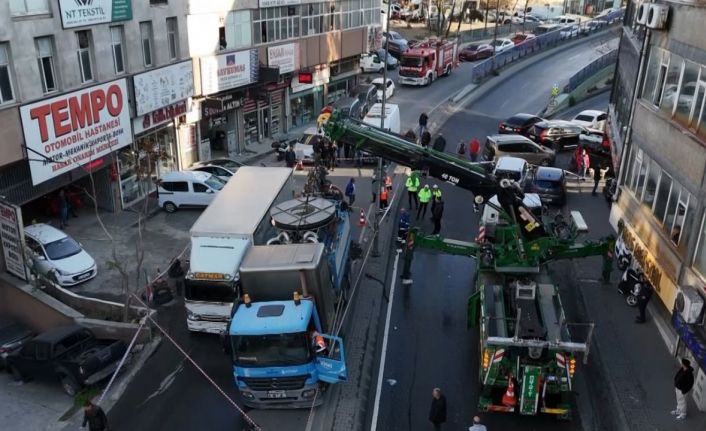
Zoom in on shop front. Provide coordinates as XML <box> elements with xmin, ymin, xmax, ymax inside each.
<box><xmin>326</xmin><ymin>57</ymin><xmax>361</xmax><ymax>105</ymax></box>
<box><xmin>199</xmin><ymin>93</ymin><xmax>242</xmax><ymax>160</ymax></box>
<box><xmin>289</xmin><ymin>65</ymin><xmax>329</xmax><ymax>129</ymax></box>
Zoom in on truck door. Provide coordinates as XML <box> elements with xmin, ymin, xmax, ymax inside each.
<box><xmin>314</xmin><ymin>333</ymin><xmax>348</xmax><ymax>383</ymax></box>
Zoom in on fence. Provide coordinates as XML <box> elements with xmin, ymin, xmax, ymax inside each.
<box><xmin>565</xmin><ymin>49</ymin><xmax>618</xmax><ymax>93</ymax></box>
<box><xmin>456</xmin><ymin>22</ymin><xmax>540</xmax><ymax>44</ymax></box>
<box><xmin>467</xmin><ymin>12</ymin><xmax>624</xmax><ymax>84</ymax></box>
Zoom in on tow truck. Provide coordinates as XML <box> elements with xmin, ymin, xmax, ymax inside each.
<box><xmin>322</xmin><ymin>113</ymin><xmax>615</xmax><ymax>419</ymax></box>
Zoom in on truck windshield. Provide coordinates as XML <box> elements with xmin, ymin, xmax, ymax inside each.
<box><xmin>184</xmin><ymin>279</ymin><xmax>236</xmax><ymax>302</ymax></box>
<box><xmin>401</xmin><ymin>57</ymin><xmax>423</xmax><ymax>67</ymax></box>
<box><xmin>231</xmin><ymin>333</ymin><xmax>311</xmax><ymax>367</ymax></box>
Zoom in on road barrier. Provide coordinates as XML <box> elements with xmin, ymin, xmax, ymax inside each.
<box><xmin>565</xmin><ymin>49</ymin><xmax>618</xmax><ymax>93</ymax></box>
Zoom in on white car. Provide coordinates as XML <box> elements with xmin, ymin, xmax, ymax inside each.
<box><xmin>24</xmin><ymin>224</ymin><xmax>97</xmax><ymax>287</ymax></box>
<box><xmin>490</xmin><ymin>38</ymin><xmax>515</xmax><ymax>53</ymax></box>
<box><xmin>560</xmin><ymin>24</ymin><xmax>580</xmax><ymax>38</ymax></box>
<box><xmin>571</xmin><ymin>110</ymin><xmax>607</xmax><ymax>130</ymax></box>
<box><xmin>371</xmin><ymin>77</ymin><xmax>395</xmax><ymax>102</ymax></box>
<box><xmin>190</xmin><ymin>158</ymin><xmax>244</xmax><ymax>182</ymax></box>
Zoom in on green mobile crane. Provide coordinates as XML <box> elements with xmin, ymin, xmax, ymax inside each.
<box><xmin>323</xmin><ymin>112</ymin><xmax>615</xmax><ymax>419</ymax></box>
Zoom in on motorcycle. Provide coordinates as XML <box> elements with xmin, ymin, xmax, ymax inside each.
<box><xmin>614</xmin><ymin>235</ymin><xmax>632</xmax><ymax>271</ymax></box>
<box><xmin>617</xmin><ymin>268</ymin><xmax>643</xmax><ymax>307</ymax></box>
<box><xmin>603</xmin><ymin>177</ymin><xmax>617</xmax><ymax>203</ymax></box>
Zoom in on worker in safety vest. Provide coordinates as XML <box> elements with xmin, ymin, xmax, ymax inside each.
<box><xmin>379</xmin><ymin>186</ymin><xmax>389</xmax><ymax>210</ymax></box>
<box><xmin>405</xmin><ymin>172</ymin><xmax>421</xmax><ymax>210</ymax></box>
<box><xmin>311</xmin><ymin>331</ymin><xmax>327</xmax><ymax>353</ymax></box>
<box><xmin>417</xmin><ymin>185</ymin><xmax>432</xmax><ymax>220</ymax></box>
<box><xmin>430</xmin><ymin>184</ymin><xmax>442</xmax><ymax>214</ymax></box>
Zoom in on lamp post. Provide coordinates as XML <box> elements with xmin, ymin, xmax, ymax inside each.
<box><xmin>491</xmin><ymin>0</ymin><xmax>500</xmax><ymax>73</ymax></box>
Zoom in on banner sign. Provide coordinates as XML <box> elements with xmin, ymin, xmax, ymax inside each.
<box><xmin>133</xmin><ymin>100</ymin><xmax>188</xmax><ymax>135</ymax></box>
<box><xmin>133</xmin><ymin>61</ymin><xmax>194</xmax><ymax>116</ymax></box>
<box><xmin>259</xmin><ymin>0</ymin><xmax>300</xmax><ymax>7</ymax></box>
<box><xmin>0</xmin><ymin>200</ymin><xmax>27</xmax><ymax>281</ymax></box>
<box><xmin>59</xmin><ymin>0</ymin><xmax>132</xmax><ymax>29</ymax></box>
<box><xmin>20</xmin><ymin>79</ymin><xmax>133</xmax><ymax>186</ymax></box>
<box><xmin>200</xmin><ymin>49</ymin><xmax>258</xmax><ymax>96</ymax></box>
<box><xmin>268</xmin><ymin>43</ymin><xmax>300</xmax><ymax>75</ymax></box>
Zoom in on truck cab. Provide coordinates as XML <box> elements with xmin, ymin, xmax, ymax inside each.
<box><xmin>398</xmin><ymin>38</ymin><xmax>458</xmax><ymax>86</ymax></box>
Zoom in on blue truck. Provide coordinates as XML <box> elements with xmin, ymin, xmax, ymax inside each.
<box><xmin>225</xmin><ymin>197</ymin><xmax>352</xmax><ymax>408</ymax></box>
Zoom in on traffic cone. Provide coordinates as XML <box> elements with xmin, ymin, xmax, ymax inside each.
<box><xmin>358</xmin><ymin>209</ymin><xmax>366</xmax><ymax>226</ymax></box>
<box><xmin>502</xmin><ymin>377</ymin><xmax>516</xmax><ymax>407</ymax></box>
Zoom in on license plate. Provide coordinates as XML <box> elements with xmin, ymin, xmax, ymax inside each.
<box><xmin>76</xmin><ymin>272</ymin><xmax>92</xmax><ymax>281</ymax></box>
<box><xmin>267</xmin><ymin>390</ymin><xmax>287</xmax><ymax>399</ymax></box>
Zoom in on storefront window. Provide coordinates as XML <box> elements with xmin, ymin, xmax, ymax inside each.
<box><xmin>244</xmin><ymin>111</ymin><xmax>259</xmax><ymax>145</ymax></box>
<box><xmin>326</xmin><ymin>81</ymin><xmax>348</xmax><ymax>105</ymax></box>
<box><xmin>291</xmin><ymin>94</ymin><xmax>315</xmax><ymax>127</ymax></box>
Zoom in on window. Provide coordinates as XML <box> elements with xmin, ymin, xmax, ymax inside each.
<box><xmin>193</xmin><ymin>183</ymin><xmax>209</xmax><ymax>193</ymax></box>
<box><xmin>166</xmin><ymin>17</ymin><xmax>179</xmax><ymax>61</ymax></box>
<box><xmin>652</xmin><ymin>172</ymin><xmax>671</xmax><ymax>223</ymax></box>
<box><xmin>36</xmin><ymin>37</ymin><xmax>57</xmax><ymax>93</ymax></box>
<box><xmin>641</xmin><ymin>159</ymin><xmax>660</xmax><ymax>207</ymax></box>
<box><xmin>663</xmin><ymin>182</ymin><xmax>692</xmax><ymax>247</ymax></box>
<box><xmin>76</xmin><ymin>31</ymin><xmax>93</xmax><ymax>83</ymax></box>
<box><xmin>140</xmin><ymin>21</ymin><xmax>154</xmax><ymax>67</ymax></box>
<box><xmin>225</xmin><ymin>11</ymin><xmax>252</xmax><ymax>49</ymax></box>
<box><xmin>252</xmin><ymin>6</ymin><xmax>300</xmax><ymax>44</ymax></box>
<box><xmin>0</xmin><ymin>43</ymin><xmax>16</xmax><ymax>104</ymax></box>
<box><xmin>659</xmin><ymin>56</ymin><xmax>681</xmax><ymax>116</ymax></box>
<box><xmin>110</xmin><ymin>26</ymin><xmax>125</xmax><ymax>74</ymax></box>
<box><xmin>160</xmin><ymin>181</ymin><xmax>188</xmax><ymax>192</ymax></box>
<box><xmin>673</xmin><ymin>60</ymin><xmax>700</xmax><ymax>124</ymax></box>
<box><xmin>150</xmin><ymin>0</ymin><xmax>168</xmax><ymax>4</ymax></box>
<box><xmin>694</xmin><ymin>213</ymin><xmax>706</xmax><ymax>277</ymax></box>
<box><xmin>9</xmin><ymin>0</ymin><xmax>49</xmax><ymax>16</ymax></box>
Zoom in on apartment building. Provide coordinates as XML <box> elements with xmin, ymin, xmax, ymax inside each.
<box><xmin>186</xmin><ymin>0</ymin><xmax>381</xmax><ymax>160</ymax></box>
<box><xmin>607</xmin><ymin>0</ymin><xmax>706</xmax><ymax>399</ymax></box>
<box><xmin>0</xmin><ymin>0</ymin><xmax>193</xmax><ymax>212</ymax></box>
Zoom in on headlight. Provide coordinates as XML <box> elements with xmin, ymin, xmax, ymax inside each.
<box><xmin>302</xmin><ymin>389</ymin><xmax>317</xmax><ymax>399</ymax></box>
<box><xmin>187</xmin><ymin>310</ymin><xmax>201</xmax><ymax>320</ymax></box>
<box><xmin>54</xmin><ymin>268</ymin><xmax>67</xmax><ymax>276</ymax></box>
<box><xmin>241</xmin><ymin>391</ymin><xmax>254</xmax><ymax>400</ymax></box>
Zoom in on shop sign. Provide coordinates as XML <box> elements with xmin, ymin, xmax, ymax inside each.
<box><xmin>620</xmin><ymin>225</ymin><xmax>663</xmax><ymax>291</ymax></box>
<box><xmin>0</xmin><ymin>199</ymin><xmax>27</xmax><ymax>281</ymax></box>
<box><xmin>59</xmin><ymin>0</ymin><xmax>132</xmax><ymax>29</ymax></box>
<box><xmin>268</xmin><ymin>43</ymin><xmax>300</xmax><ymax>75</ymax></box>
<box><xmin>133</xmin><ymin>61</ymin><xmax>194</xmax><ymax>116</ymax></box>
<box><xmin>201</xmin><ymin>94</ymin><xmax>241</xmax><ymax>118</ymax></box>
<box><xmin>20</xmin><ymin>79</ymin><xmax>133</xmax><ymax>186</ymax></box>
<box><xmin>133</xmin><ymin>100</ymin><xmax>188</xmax><ymax>135</ymax></box>
<box><xmin>259</xmin><ymin>0</ymin><xmax>300</xmax><ymax>7</ymax></box>
<box><xmin>200</xmin><ymin>49</ymin><xmax>258</xmax><ymax>96</ymax></box>
<box><xmin>291</xmin><ymin>66</ymin><xmax>330</xmax><ymax>93</ymax></box>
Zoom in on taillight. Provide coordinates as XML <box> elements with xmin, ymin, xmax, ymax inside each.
<box><xmin>483</xmin><ymin>350</ymin><xmax>490</xmax><ymax>369</ymax></box>
<box><xmin>540</xmin><ymin>129</ymin><xmax>548</xmax><ymax>141</ymax></box>
<box><xmin>602</xmin><ymin>135</ymin><xmax>610</xmax><ymax>149</ymax></box>
<box><xmin>569</xmin><ymin>357</ymin><xmax>576</xmax><ymax>377</ymax></box>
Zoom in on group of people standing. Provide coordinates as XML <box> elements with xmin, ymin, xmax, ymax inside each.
<box><xmin>405</xmin><ymin>173</ymin><xmax>445</xmax><ymax>235</ymax></box>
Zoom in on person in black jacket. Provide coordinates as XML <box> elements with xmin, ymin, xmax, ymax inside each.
<box><xmin>418</xmin><ymin>112</ymin><xmax>429</xmax><ymax>137</ymax></box>
<box><xmin>428</xmin><ymin>387</ymin><xmax>447</xmax><ymax>430</ymax></box>
<box><xmin>421</xmin><ymin>130</ymin><xmax>432</xmax><ymax>149</ymax></box>
<box><xmin>82</xmin><ymin>401</ymin><xmax>108</xmax><ymax>431</ymax></box>
<box><xmin>433</xmin><ymin>133</ymin><xmax>447</xmax><ymax>152</ymax></box>
<box><xmin>431</xmin><ymin>197</ymin><xmax>444</xmax><ymax>235</ymax></box>
<box><xmin>671</xmin><ymin>358</ymin><xmax>695</xmax><ymax>420</ymax></box>
<box><xmin>633</xmin><ymin>276</ymin><xmax>653</xmax><ymax>324</ymax></box>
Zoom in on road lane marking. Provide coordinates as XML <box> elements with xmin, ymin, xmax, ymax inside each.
<box><xmin>370</xmin><ymin>250</ymin><xmax>401</xmax><ymax>431</ymax></box>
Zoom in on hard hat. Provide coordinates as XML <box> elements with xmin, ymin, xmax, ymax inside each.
<box><xmin>433</xmin><ymin>185</ymin><xmax>438</xmax><ymax>189</ymax></box>
<box><xmin>424</xmin><ymin>184</ymin><xmax>429</xmax><ymax>188</ymax></box>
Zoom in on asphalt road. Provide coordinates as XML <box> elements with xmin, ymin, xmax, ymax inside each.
<box><xmin>368</xmin><ymin>35</ymin><xmax>618</xmax><ymax>431</ymax></box>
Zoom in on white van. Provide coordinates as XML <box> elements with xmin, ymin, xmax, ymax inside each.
<box><xmin>363</xmin><ymin>103</ymin><xmax>401</xmax><ymax>134</ymax></box>
<box><xmin>157</xmin><ymin>171</ymin><xmax>225</xmax><ymax>213</ymax></box>
<box><xmin>493</xmin><ymin>156</ymin><xmax>530</xmax><ymax>188</ymax></box>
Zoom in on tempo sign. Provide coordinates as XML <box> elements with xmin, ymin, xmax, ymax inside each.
<box><xmin>0</xmin><ymin>199</ymin><xmax>27</xmax><ymax>281</ymax></box>
<box><xmin>20</xmin><ymin>79</ymin><xmax>133</xmax><ymax>186</ymax></box>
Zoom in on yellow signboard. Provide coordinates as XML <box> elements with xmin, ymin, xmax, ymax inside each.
<box><xmin>193</xmin><ymin>272</ymin><xmax>227</xmax><ymax>280</ymax></box>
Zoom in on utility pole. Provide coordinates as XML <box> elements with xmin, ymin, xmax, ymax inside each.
<box><xmin>372</xmin><ymin>0</ymin><xmax>393</xmax><ymax>258</ymax></box>
<box><xmin>492</xmin><ymin>0</ymin><xmax>500</xmax><ymax>73</ymax></box>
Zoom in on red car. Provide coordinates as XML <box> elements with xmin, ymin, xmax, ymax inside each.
<box><xmin>459</xmin><ymin>43</ymin><xmax>494</xmax><ymax>61</ymax></box>
<box><xmin>511</xmin><ymin>32</ymin><xmax>537</xmax><ymax>46</ymax></box>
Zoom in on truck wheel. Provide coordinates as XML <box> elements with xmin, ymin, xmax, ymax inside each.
<box><xmin>9</xmin><ymin>365</ymin><xmax>24</xmax><ymax>382</ymax></box>
<box><xmin>426</xmin><ymin>74</ymin><xmax>433</xmax><ymax>86</ymax></box>
<box><xmin>60</xmin><ymin>374</ymin><xmax>80</xmax><ymax>397</ymax></box>
<box><xmin>163</xmin><ymin>201</ymin><xmax>177</xmax><ymax>213</ymax></box>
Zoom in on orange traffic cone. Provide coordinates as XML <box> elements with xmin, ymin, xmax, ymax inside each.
<box><xmin>502</xmin><ymin>377</ymin><xmax>517</xmax><ymax>407</ymax></box>
<box><xmin>295</xmin><ymin>160</ymin><xmax>304</xmax><ymax>171</ymax></box>
<box><xmin>358</xmin><ymin>209</ymin><xmax>366</xmax><ymax>226</ymax></box>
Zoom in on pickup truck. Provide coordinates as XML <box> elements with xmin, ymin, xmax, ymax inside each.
<box><xmin>6</xmin><ymin>325</ymin><xmax>127</xmax><ymax>396</ymax></box>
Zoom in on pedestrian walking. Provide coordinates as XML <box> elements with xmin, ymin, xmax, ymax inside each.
<box><xmin>345</xmin><ymin>178</ymin><xmax>356</xmax><ymax>207</ymax></box>
<box><xmin>404</xmin><ymin>129</ymin><xmax>417</xmax><ymax>143</ymax></box>
<box><xmin>431</xmin><ymin>196</ymin><xmax>444</xmax><ymax>234</ymax></box>
<box><xmin>82</xmin><ymin>400</ymin><xmax>108</xmax><ymax>431</ymax></box>
<box><xmin>456</xmin><ymin>140</ymin><xmax>467</xmax><ymax>158</ymax></box>
<box><xmin>430</xmin><ymin>184</ymin><xmax>442</xmax><ymax>214</ymax></box>
<box><xmin>421</xmin><ymin>130</ymin><xmax>432</xmax><ymax>149</ymax></box>
<box><xmin>581</xmin><ymin>149</ymin><xmax>590</xmax><ymax>180</ymax></box>
<box><xmin>469</xmin><ymin>138</ymin><xmax>481</xmax><ymax>162</ymax></box>
<box><xmin>379</xmin><ymin>186</ymin><xmax>389</xmax><ymax>210</ymax></box>
<box><xmin>592</xmin><ymin>164</ymin><xmax>602</xmax><ymax>196</ymax></box>
<box><xmin>406</xmin><ymin>172</ymin><xmax>421</xmax><ymax>210</ymax></box>
<box><xmin>327</xmin><ymin>140</ymin><xmax>337</xmax><ymax>171</ymax></box>
<box><xmin>284</xmin><ymin>145</ymin><xmax>296</xmax><ymax>168</ymax></box>
<box><xmin>672</xmin><ymin>358</ymin><xmax>695</xmax><ymax>420</ymax></box>
<box><xmin>634</xmin><ymin>275</ymin><xmax>653</xmax><ymax>324</ymax></box>
<box><xmin>58</xmin><ymin>188</ymin><xmax>69</xmax><ymax>229</ymax></box>
<box><xmin>428</xmin><ymin>388</ymin><xmax>447</xmax><ymax>430</ymax></box>
<box><xmin>433</xmin><ymin>133</ymin><xmax>447</xmax><ymax>151</ymax></box>
<box><xmin>418</xmin><ymin>112</ymin><xmax>429</xmax><ymax>137</ymax></box>
<box><xmin>468</xmin><ymin>416</ymin><xmax>487</xmax><ymax>431</ymax></box>
<box><xmin>417</xmin><ymin>184</ymin><xmax>432</xmax><ymax>220</ymax></box>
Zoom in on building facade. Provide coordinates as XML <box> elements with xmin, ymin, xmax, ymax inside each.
<box><xmin>0</xmin><ymin>0</ymin><xmax>193</xmax><ymax>213</ymax></box>
<box><xmin>608</xmin><ymin>0</ymin><xmax>706</xmax><ymax>405</ymax></box>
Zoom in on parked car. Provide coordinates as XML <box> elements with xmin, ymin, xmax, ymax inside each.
<box><xmin>523</xmin><ymin>14</ymin><xmax>543</xmax><ymax>23</ymax></box>
<box><xmin>528</xmin><ymin>166</ymin><xmax>567</xmax><ymax>206</ymax></box>
<box><xmin>571</xmin><ymin>109</ymin><xmax>607</xmax><ymax>130</ymax></box>
<box><xmin>24</xmin><ymin>224</ymin><xmax>97</xmax><ymax>287</ymax></box>
<box><xmin>386</xmin><ymin>39</ymin><xmax>409</xmax><ymax>60</ymax></box>
<box><xmin>360</xmin><ymin>49</ymin><xmax>398</xmax><ymax>73</ymax></box>
<box><xmin>573</xmin><ymin>128</ymin><xmax>612</xmax><ymax>169</ymax></box>
<box><xmin>390</xmin><ymin>3</ymin><xmax>408</xmax><ymax>20</ymax></box>
<box><xmin>371</xmin><ymin>77</ymin><xmax>395</xmax><ymax>102</ymax></box>
<box><xmin>483</xmin><ymin>134</ymin><xmax>556</xmax><ymax>166</ymax></box>
<box><xmin>528</xmin><ymin>120</ymin><xmax>586</xmax><ymax>151</ymax></box>
<box><xmin>511</xmin><ymin>32</ymin><xmax>536</xmax><ymax>46</ymax></box>
<box><xmin>351</xmin><ymin>83</ymin><xmax>378</xmax><ymax>115</ymax></box>
<box><xmin>499</xmin><ymin>113</ymin><xmax>545</xmax><ymax>136</ymax></box>
<box><xmin>560</xmin><ymin>24</ymin><xmax>580</xmax><ymax>39</ymax></box>
<box><xmin>383</xmin><ymin>31</ymin><xmax>408</xmax><ymax>46</ymax></box>
<box><xmin>0</xmin><ymin>318</ymin><xmax>33</xmax><ymax>369</ymax></box>
<box><xmin>293</xmin><ymin>127</ymin><xmax>328</xmax><ymax>164</ymax></box>
<box><xmin>190</xmin><ymin>159</ymin><xmax>244</xmax><ymax>182</ymax></box>
<box><xmin>554</xmin><ymin>15</ymin><xmax>578</xmax><ymax>24</ymax></box>
<box><xmin>459</xmin><ymin>43</ymin><xmax>494</xmax><ymax>61</ymax></box>
<box><xmin>493</xmin><ymin>156</ymin><xmax>531</xmax><ymax>189</ymax></box>
<box><xmin>580</xmin><ymin>20</ymin><xmax>605</xmax><ymax>34</ymax></box>
<box><xmin>6</xmin><ymin>325</ymin><xmax>127</xmax><ymax>396</ymax></box>
<box><xmin>490</xmin><ymin>38</ymin><xmax>515</xmax><ymax>53</ymax></box>
<box><xmin>157</xmin><ymin>171</ymin><xmax>225</xmax><ymax>213</ymax></box>
<box><xmin>332</xmin><ymin>96</ymin><xmax>364</xmax><ymax>120</ymax></box>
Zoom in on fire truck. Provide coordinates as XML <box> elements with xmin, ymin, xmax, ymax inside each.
<box><xmin>322</xmin><ymin>112</ymin><xmax>615</xmax><ymax>419</ymax></box>
<box><xmin>398</xmin><ymin>38</ymin><xmax>459</xmax><ymax>86</ymax></box>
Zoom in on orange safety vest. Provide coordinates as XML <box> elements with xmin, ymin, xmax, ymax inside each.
<box><xmin>380</xmin><ymin>188</ymin><xmax>389</xmax><ymax>202</ymax></box>
<box><xmin>313</xmin><ymin>332</ymin><xmax>327</xmax><ymax>353</ymax></box>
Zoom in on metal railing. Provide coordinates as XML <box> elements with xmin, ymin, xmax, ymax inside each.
<box><xmin>565</xmin><ymin>49</ymin><xmax>618</xmax><ymax>93</ymax></box>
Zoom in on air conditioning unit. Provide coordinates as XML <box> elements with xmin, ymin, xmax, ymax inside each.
<box><xmin>635</xmin><ymin>2</ymin><xmax>649</xmax><ymax>25</ymax></box>
<box><xmin>647</xmin><ymin>3</ymin><xmax>669</xmax><ymax>30</ymax></box>
<box><xmin>675</xmin><ymin>285</ymin><xmax>705</xmax><ymax>324</ymax></box>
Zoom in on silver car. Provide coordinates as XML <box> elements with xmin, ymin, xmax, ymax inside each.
<box><xmin>483</xmin><ymin>134</ymin><xmax>556</xmax><ymax>166</ymax></box>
